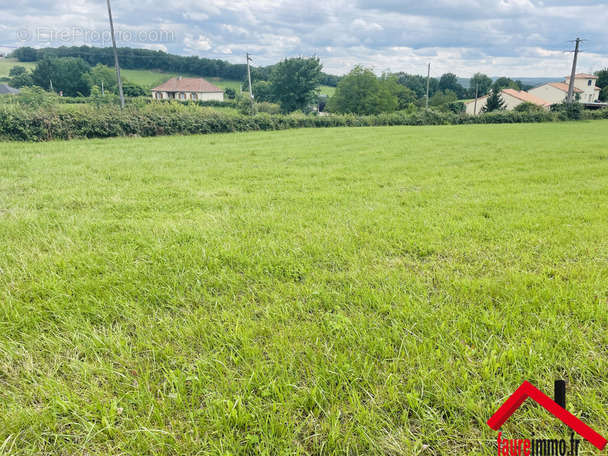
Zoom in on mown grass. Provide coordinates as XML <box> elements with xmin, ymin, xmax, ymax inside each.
<box><xmin>319</xmin><ymin>86</ymin><xmax>336</xmax><ymax>97</ymax></box>
<box><xmin>0</xmin><ymin>58</ymin><xmax>36</xmax><ymax>83</ymax></box>
<box><xmin>1</xmin><ymin>122</ymin><xmax>608</xmax><ymax>455</ymax></box>
<box><xmin>119</xmin><ymin>69</ymin><xmax>242</xmax><ymax>93</ymax></box>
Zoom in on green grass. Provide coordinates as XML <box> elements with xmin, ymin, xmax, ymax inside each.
<box><xmin>320</xmin><ymin>85</ymin><xmax>336</xmax><ymax>97</ymax></box>
<box><xmin>1</xmin><ymin>122</ymin><xmax>608</xmax><ymax>454</ymax></box>
<box><xmin>119</xmin><ymin>69</ymin><xmax>241</xmax><ymax>93</ymax></box>
<box><xmin>210</xmin><ymin>79</ymin><xmax>243</xmax><ymax>92</ymax></box>
<box><xmin>0</xmin><ymin>58</ymin><xmax>36</xmax><ymax>83</ymax></box>
<box><xmin>119</xmin><ymin>69</ymin><xmax>178</xmax><ymax>88</ymax></box>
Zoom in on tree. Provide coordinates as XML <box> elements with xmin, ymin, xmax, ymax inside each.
<box><xmin>9</xmin><ymin>72</ymin><xmax>34</xmax><ymax>88</ymax></box>
<box><xmin>429</xmin><ymin>89</ymin><xmax>458</xmax><ymax>107</ymax></box>
<box><xmin>395</xmin><ymin>86</ymin><xmax>418</xmax><ymax>109</ymax></box>
<box><xmin>9</xmin><ymin>66</ymin><xmax>27</xmax><ymax>77</ymax></box>
<box><xmin>31</xmin><ymin>56</ymin><xmax>91</xmax><ymax>97</ymax></box>
<box><xmin>122</xmin><ymin>80</ymin><xmax>148</xmax><ymax>97</ymax></box>
<box><xmin>16</xmin><ymin>86</ymin><xmax>57</xmax><ymax>108</ymax></box>
<box><xmin>513</xmin><ymin>101</ymin><xmax>544</xmax><ymax>113</ymax></box>
<box><xmin>268</xmin><ymin>56</ymin><xmax>323</xmax><ymax>112</ymax></box>
<box><xmin>11</xmin><ymin>46</ymin><xmax>39</xmax><ymax>62</ymax></box>
<box><xmin>393</xmin><ymin>72</ymin><xmax>439</xmax><ymax>100</ymax></box>
<box><xmin>90</xmin><ymin>85</ymin><xmax>115</xmax><ymax>108</ymax></box>
<box><xmin>328</xmin><ymin>66</ymin><xmax>400</xmax><ymax>115</ymax></box>
<box><xmin>438</xmin><ymin>73</ymin><xmax>465</xmax><ymax>98</ymax></box>
<box><xmin>469</xmin><ymin>73</ymin><xmax>493</xmax><ymax>97</ymax></box>
<box><xmin>480</xmin><ymin>90</ymin><xmax>506</xmax><ymax>113</ymax></box>
<box><xmin>84</xmin><ymin>64</ymin><xmax>119</xmax><ymax>94</ymax></box>
<box><xmin>252</xmin><ymin>80</ymin><xmax>275</xmax><ymax>103</ymax></box>
<box><xmin>492</xmin><ymin>77</ymin><xmax>521</xmax><ymax>92</ymax></box>
<box><xmin>595</xmin><ymin>68</ymin><xmax>608</xmax><ymax>101</ymax></box>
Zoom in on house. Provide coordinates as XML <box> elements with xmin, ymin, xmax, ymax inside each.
<box><xmin>528</xmin><ymin>74</ymin><xmax>602</xmax><ymax>104</ymax></box>
<box><xmin>464</xmin><ymin>88</ymin><xmax>551</xmax><ymax>115</ymax></box>
<box><xmin>151</xmin><ymin>77</ymin><xmax>224</xmax><ymax>101</ymax></box>
<box><xmin>564</xmin><ymin>73</ymin><xmax>601</xmax><ymax>103</ymax></box>
<box><xmin>0</xmin><ymin>84</ymin><xmax>20</xmax><ymax>95</ymax></box>
<box><xmin>527</xmin><ymin>81</ymin><xmax>584</xmax><ymax>104</ymax></box>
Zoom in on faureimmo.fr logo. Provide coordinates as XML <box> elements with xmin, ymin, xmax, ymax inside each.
<box><xmin>487</xmin><ymin>381</ymin><xmax>607</xmax><ymax>455</ymax></box>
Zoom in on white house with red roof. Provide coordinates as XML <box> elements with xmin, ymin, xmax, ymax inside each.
<box><xmin>465</xmin><ymin>73</ymin><xmax>603</xmax><ymax>115</ymax></box>
<box><xmin>528</xmin><ymin>73</ymin><xmax>600</xmax><ymax>104</ymax></box>
<box><xmin>151</xmin><ymin>77</ymin><xmax>224</xmax><ymax>101</ymax></box>
<box><xmin>564</xmin><ymin>73</ymin><xmax>601</xmax><ymax>102</ymax></box>
<box><xmin>464</xmin><ymin>88</ymin><xmax>552</xmax><ymax>115</ymax></box>
<box><xmin>527</xmin><ymin>82</ymin><xmax>583</xmax><ymax>105</ymax></box>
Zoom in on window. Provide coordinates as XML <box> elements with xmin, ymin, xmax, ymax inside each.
<box><xmin>588</xmin><ymin>80</ymin><xmax>592</xmax><ymax>86</ymax></box>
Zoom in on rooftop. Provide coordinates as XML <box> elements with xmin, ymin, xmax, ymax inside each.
<box><xmin>564</xmin><ymin>73</ymin><xmax>598</xmax><ymax>80</ymax></box>
<box><xmin>546</xmin><ymin>82</ymin><xmax>583</xmax><ymax>93</ymax></box>
<box><xmin>501</xmin><ymin>88</ymin><xmax>552</xmax><ymax>106</ymax></box>
<box><xmin>152</xmin><ymin>77</ymin><xmax>224</xmax><ymax>93</ymax></box>
<box><xmin>0</xmin><ymin>84</ymin><xmax>20</xmax><ymax>95</ymax></box>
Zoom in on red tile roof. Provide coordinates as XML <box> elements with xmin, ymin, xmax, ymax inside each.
<box><xmin>501</xmin><ymin>88</ymin><xmax>551</xmax><ymax>106</ymax></box>
<box><xmin>547</xmin><ymin>82</ymin><xmax>583</xmax><ymax>93</ymax></box>
<box><xmin>152</xmin><ymin>77</ymin><xmax>224</xmax><ymax>93</ymax></box>
<box><xmin>564</xmin><ymin>73</ymin><xmax>598</xmax><ymax>79</ymax></box>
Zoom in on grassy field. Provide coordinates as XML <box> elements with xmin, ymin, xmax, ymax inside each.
<box><xmin>120</xmin><ymin>69</ymin><xmax>243</xmax><ymax>93</ymax></box>
<box><xmin>320</xmin><ymin>85</ymin><xmax>336</xmax><ymax>97</ymax></box>
<box><xmin>120</xmin><ymin>68</ymin><xmax>331</xmax><ymax>97</ymax></box>
<box><xmin>119</xmin><ymin>69</ymin><xmax>178</xmax><ymax>88</ymax></box>
<box><xmin>0</xmin><ymin>58</ymin><xmax>36</xmax><ymax>83</ymax></box>
<box><xmin>1</xmin><ymin>122</ymin><xmax>608</xmax><ymax>454</ymax></box>
<box><xmin>0</xmin><ymin>61</ymin><xmax>330</xmax><ymax>100</ymax></box>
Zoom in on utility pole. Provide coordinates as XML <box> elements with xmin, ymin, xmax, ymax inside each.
<box><xmin>566</xmin><ymin>38</ymin><xmax>581</xmax><ymax>104</ymax></box>
<box><xmin>107</xmin><ymin>0</ymin><xmax>125</xmax><ymax>108</ymax></box>
<box><xmin>101</xmin><ymin>80</ymin><xmax>104</xmax><ymax>96</ymax></box>
<box><xmin>473</xmin><ymin>83</ymin><xmax>479</xmax><ymax>115</ymax></box>
<box><xmin>246</xmin><ymin>53</ymin><xmax>254</xmax><ymax>112</ymax></box>
<box><xmin>49</xmin><ymin>79</ymin><xmax>53</xmax><ymax>92</ymax></box>
<box><xmin>425</xmin><ymin>63</ymin><xmax>431</xmax><ymax>109</ymax></box>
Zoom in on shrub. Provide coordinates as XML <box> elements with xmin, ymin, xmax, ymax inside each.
<box><xmin>256</xmin><ymin>102</ymin><xmax>282</xmax><ymax>115</ymax></box>
<box><xmin>0</xmin><ymin>100</ymin><xmax>603</xmax><ymax>142</ymax></box>
<box><xmin>514</xmin><ymin>102</ymin><xmax>545</xmax><ymax>113</ymax></box>
<box><xmin>550</xmin><ymin>101</ymin><xmax>584</xmax><ymax>120</ymax></box>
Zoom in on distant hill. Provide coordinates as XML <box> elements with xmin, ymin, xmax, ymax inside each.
<box><xmin>458</xmin><ymin>76</ymin><xmax>561</xmax><ymax>89</ymax></box>
<box><xmin>510</xmin><ymin>77</ymin><xmax>562</xmax><ymax>89</ymax></box>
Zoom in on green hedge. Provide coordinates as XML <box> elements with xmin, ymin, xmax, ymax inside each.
<box><xmin>1</xmin><ymin>104</ymin><xmax>607</xmax><ymax>141</ymax></box>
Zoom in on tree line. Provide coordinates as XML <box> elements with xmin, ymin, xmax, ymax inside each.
<box><xmin>9</xmin><ymin>46</ymin><xmax>607</xmax><ymax>114</ymax></box>
<box><xmin>9</xmin><ymin>57</ymin><xmax>148</xmax><ymax>97</ymax></box>
<box><xmin>10</xmin><ymin>46</ymin><xmax>341</xmax><ymax>88</ymax></box>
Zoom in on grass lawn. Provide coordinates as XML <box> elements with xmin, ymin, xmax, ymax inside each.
<box><xmin>209</xmin><ymin>79</ymin><xmax>243</xmax><ymax>93</ymax></box>
<box><xmin>0</xmin><ymin>58</ymin><xmax>36</xmax><ymax>83</ymax></box>
<box><xmin>119</xmin><ymin>69</ymin><xmax>178</xmax><ymax>88</ymax></box>
<box><xmin>1</xmin><ymin>122</ymin><xmax>608</xmax><ymax>454</ymax></box>
<box><xmin>119</xmin><ymin>69</ymin><xmax>242</xmax><ymax>93</ymax></box>
<box><xmin>320</xmin><ymin>85</ymin><xmax>336</xmax><ymax>97</ymax></box>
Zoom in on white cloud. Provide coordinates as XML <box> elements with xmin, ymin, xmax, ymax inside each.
<box><xmin>183</xmin><ymin>34</ymin><xmax>213</xmax><ymax>52</ymax></box>
<box><xmin>351</xmin><ymin>19</ymin><xmax>383</xmax><ymax>31</ymax></box>
<box><xmin>0</xmin><ymin>1</ymin><xmax>606</xmax><ymax>77</ymax></box>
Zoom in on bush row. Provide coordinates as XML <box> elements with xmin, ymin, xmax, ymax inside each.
<box><xmin>0</xmin><ymin>104</ymin><xmax>607</xmax><ymax>141</ymax></box>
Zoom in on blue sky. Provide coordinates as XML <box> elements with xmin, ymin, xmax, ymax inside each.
<box><xmin>1</xmin><ymin>0</ymin><xmax>607</xmax><ymax>78</ymax></box>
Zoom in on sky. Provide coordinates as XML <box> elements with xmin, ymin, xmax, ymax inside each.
<box><xmin>1</xmin><ymin>0</ymin><xmax>607</xmax><ymax>79</ymax></box>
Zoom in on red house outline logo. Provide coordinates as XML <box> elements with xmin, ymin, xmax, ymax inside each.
<box><xmin>487</xmin><ymin>381</ymin><xmax>607</xmax><ymax>450</ymax></box>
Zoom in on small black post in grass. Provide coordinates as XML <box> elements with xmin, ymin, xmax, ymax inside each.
<box><xmin>555</xmin><ymin>379</ymin><xmax>566</xmax><ymax>409</ymax></box>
